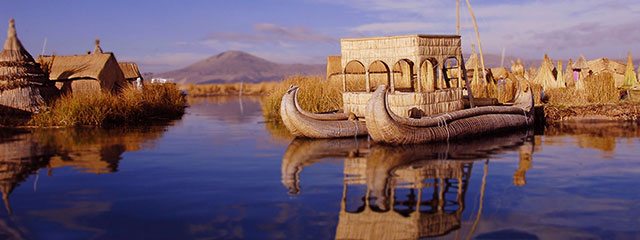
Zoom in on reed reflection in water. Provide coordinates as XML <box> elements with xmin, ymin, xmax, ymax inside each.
<box><xmin>0</xmin><ymin>125</ymin><xmax>169</xmax><ymax>216</ymax></box>
<box><xmin>281</xmin><ymin>131</ymin><xmax>534</xmax><ymax>239</ymax></box>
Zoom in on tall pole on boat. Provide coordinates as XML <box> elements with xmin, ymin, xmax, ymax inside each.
<box><xmin>465</xmin><ymin>0</ymin><xmax>487</xmax><ymax>80</ymax></box>
<box><xmin>456</xmin><ymin>0</ymin><xmax>461</xmax><ymax>35</ymax></box>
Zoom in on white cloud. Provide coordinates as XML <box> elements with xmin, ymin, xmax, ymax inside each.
<box><xmin>351</xmin><ymin>22</ymin><xmax>437</xmax><ymax>35</ymax></box>
<box><xmin>315</xmin><ymin>0</ymin><xmax>640</xmax><ymax>60</ymax></box>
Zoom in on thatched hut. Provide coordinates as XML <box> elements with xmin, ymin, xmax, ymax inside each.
<box><xmin>572</xmin><ymin>55</ymin><xmax>589</xmax><ymax>89</ymax></box>
<box><xmin>38</xmin><ymin>40</ymin><xmax>127</xmax><ymax>95</ymax></box>
<box><xmin>0</xmin><ymin>19</ymin><xmax>57</xmax><ymax>113</ymax></box>
<box><xmin>119</xmin><ymin>62</ymin><xmax>143</xmax><ymax>89</ymax></box>
<box><xmin>587</xmin><ymin>57</ymin><xmax>625</xmax><ymax>87</ymax></box>
<box><xmin>532</xmin><ymin>54</ymin><xmax>558</xmax><ymax>89</ymax></box>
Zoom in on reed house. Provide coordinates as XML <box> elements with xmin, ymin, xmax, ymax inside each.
<box><xmin>38</xmin><ymin>40</ymin><xmax>127</xmax><ymax>95</ymax></box>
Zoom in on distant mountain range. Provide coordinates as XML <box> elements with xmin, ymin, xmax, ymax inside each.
<box><xmin>156</xmin><ymin>51</ymin><xmax>638</xmax><ymax>84</ymax></box>
<box><xmin>157</xmin><ymin>51</ymin><xmax>325</xmax><ymax>84</ymax></box>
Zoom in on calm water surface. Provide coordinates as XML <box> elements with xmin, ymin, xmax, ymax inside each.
<box><xmin>1</xmin><ymin>96</ymin><xmax>640</xmax><ymax>239</ymax></box>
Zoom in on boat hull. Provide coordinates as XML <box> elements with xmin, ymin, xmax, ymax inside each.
<box><xmin>365</xmin><ymin>85</ymin><xmax>534</xmax><ymax>145</ymax></box>
<box><xmin>280</xmin><ymin>86</ymin><xmax>367</xmax><ymax>138</ymax></box>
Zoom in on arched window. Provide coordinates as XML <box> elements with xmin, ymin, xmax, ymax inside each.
<box><xmin>392</xmin><ymin>59</ymin><xmax>415</xmax><ymax>92</ymax></box>
<box><xmin>443</xmin><ymin>57</ymin><xmax>462</xmax><ymax>88</ymax></box>
<box><xmin>343</xmin><ymin>60</ymin><xmax>366</xmax><ymax>92</ymax></box>
<box><xmin>368</xmin><ymin>60</ymin><xmax>390</xmax><ymax>92</ymax></box>
<box><xmin>420</xmin><ymin>59</ymin><xmax>437</xmax><ymax>92</ymax></box>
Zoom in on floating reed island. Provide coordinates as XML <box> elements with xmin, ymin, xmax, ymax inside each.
<box><xmin>0</xmin><ymin>19</ymin><xmax>186</xmax><ymax>127</ymax></box>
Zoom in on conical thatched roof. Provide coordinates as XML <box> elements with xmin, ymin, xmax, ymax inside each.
<box><xmin>0</xmin><ymin>19</ymin><xmax>55</xmax><ymax>113</ymax></box>
<box><xmin>0</xmin><ymin>19</ymin><xmax>48</xmax><ymax>91</ymax></box>
<box><xmin>532</xmin><ymin>55</ymin><xmax>558</xmax><ymax>89</ymax></box>
<box><xmin>556</xmin><ymin>60</ymin><xmax>566</xmax><ymax>88</ymax></box>
<box><xmin>565</xmin><ymin>59</ymin><xmax>575</xmax><ymax>87</ymax></box>
<box><xmin>573</xmin><ymin>55</ymin><xmax>588</xmax><ymax>70</ymax></box>
<box><xmin>623</xmin><ymin>52</ymin><xmax>638</xmax><ymax>89</ymax></box>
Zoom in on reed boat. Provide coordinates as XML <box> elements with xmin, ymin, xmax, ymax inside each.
<box><xmin>280</xmin><ymin>86</ymin><xmax>367</xmax><ymax>138</ymax></box>
<box><xmin>365</xmin><ymin>84</ymin><xmax>534</xmax><ymax>145</ymax></box>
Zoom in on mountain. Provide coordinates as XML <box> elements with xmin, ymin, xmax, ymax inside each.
<box><xmin>157</xmin><ymin>51</ymin><xmax>325</xmax><ymax>84</ymax></box>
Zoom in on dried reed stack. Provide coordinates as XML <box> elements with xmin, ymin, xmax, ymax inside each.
<box><xmin>532</xmin><ymin>54</ymin><xmax>558</xmax><ymax>89</ymax></box>
<box><xmin>623</xmin><ymin>52</ymin><xmax>637</xmax><ymax>89</ymax></box>
<box><xmin>556</xmin><ymin>60</ymin><xmax>566</xmax><ymax>88</ymax></box>
<box><xmin>0</xmin><ymin>19</ymin><xmax>56</xmax><ymax>113</ymax></box>
<box><xmin>565</xmin><ymin>59</ymin><xmax>575</xmax><ymax>87</ymax></box>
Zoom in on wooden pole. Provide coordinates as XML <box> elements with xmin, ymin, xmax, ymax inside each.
<box><xmin>465</xmin><ymin>0</ymin><xmax>487</xmax><ymax>80</ymax></box>
<box><xmin>456</xmin><ymin>0</ymin><xmax>461</xmax><ymax>35</ymax></box>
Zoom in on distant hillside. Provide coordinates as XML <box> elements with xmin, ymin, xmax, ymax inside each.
<box><xmin>157</xmin><ymin>51</ymin><xmax>325</xmax><ymax>84</ymax></box>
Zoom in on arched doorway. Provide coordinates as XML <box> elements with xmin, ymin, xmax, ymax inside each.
<box><xmin>392</xmin><ymin>59</ymin><xmax>415</xmax><ymax>92</ymax></box>
<box><xmin>343</xmin><ymin>60</ymin><xmax>366</xmax><ymax>92</ymax></box>
<box><xmin>420</xmin><ymin>59</ymin><xmax>437</xmax><ymax>92</ymax></box>
<box><xmin>368</xmin><ymin>60</ymin><xmax>390</xmax><ymax>92</ymax></box>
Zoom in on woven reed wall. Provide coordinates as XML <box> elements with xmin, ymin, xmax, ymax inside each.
<box><xmin>340</xmin><ymin>35</ymin><xmax>462</xmax><ymax>73</ymax></box>
<box><xmin>343</xmin><ymin>88</ymin><xmax>464</xmax><ymax>118</ymax></box>
<box><xmin>55</xmin><ymin>80</ymin><xmax>102</xmax><ymax>96</ymax></box>
<box><xmin>0</xmin><ymin>87</ymin><xmax>45</xmax><ymax>112</ymax></box>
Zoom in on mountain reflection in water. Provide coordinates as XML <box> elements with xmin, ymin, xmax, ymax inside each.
<box><xmin>281</xmin><ymin>131</ymin><xmax>534</xmax><ymax>239</ymax></box>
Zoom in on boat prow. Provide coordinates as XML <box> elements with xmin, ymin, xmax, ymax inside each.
<box><xmin>365</xmin><ymin>85</ymin><xmax>534</xmax><ymax>145</ymax></box>
<box><xmin>280</xmin><ymin>86</ymin><xmax>367</xmax><ymax>138</ymax></box>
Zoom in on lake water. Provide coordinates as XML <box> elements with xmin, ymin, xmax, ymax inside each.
<box><xmin>1</xmin><ymin>96</ymin><xmax>640</xmax><ymax>239</ymax></box>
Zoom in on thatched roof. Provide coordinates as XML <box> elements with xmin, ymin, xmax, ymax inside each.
<box><xmin>532</xmin><ymin>55</ymin><xmax>558</xmax><ymax>89</ymax></box>
<box><xmin>623</xmin><ymin>52</ymin><xmax>638</xmax><ymax>88</ymax></box>
<box><xmin>0</xmin><ymin>19</ymin><xmax>55</xmax><ymax>112</ymax></box>
<box><xmin>587</xmin><ymin>57</ymin><xmax>625</xmax><ymax>75</ymax></box>
<box><xmin>0</xmin><ymin>19</ymin><xmax>48</xmax><ymax>91</ymax></box>
<box><xmin>573</xmin><ymin>55</ymin><xmax>588</xmax><ymax>70</ymax></box>
<box><xmin>556</xmin><ymin>60</ymin><xmax>566</xmax><ymax>88</ymax></box>
<box><xmin>119</xmin><ymin>62</ymin><xmax>142</xmax><ymax>80</ymax></box>
<box><xmin>39</xmin><ymin>54</ymin><xmax>112</xmax><ymax>80</ymax></box>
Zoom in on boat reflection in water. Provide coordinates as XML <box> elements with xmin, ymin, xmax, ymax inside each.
<box><xmin>281</xmin><ymin>131</ymin><xmax>535</xmax><ymax>239</ymax></box>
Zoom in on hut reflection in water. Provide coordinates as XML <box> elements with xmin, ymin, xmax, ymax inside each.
<box><xmin>0</xmin><ymin>126</ymin><xmax>169</xmax><ymax>215</ymax></box>
<box><xmin>281</xmin><ymin>131</ymin><xmax>534</xmax><ymax>239</ymax></box>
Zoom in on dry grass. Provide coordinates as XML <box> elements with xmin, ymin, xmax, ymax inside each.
<box><xmin>545</xmin><ymin>73</ymin><xmax>619</xmax><ymax>107</ymax></box>
<box><xmin>181</xmin><ymin>82</ymin><xmax>279</xmax><ymax>96</ymax></box>
<box><xmin>260</xmin><ymin>75</ymin><xmax>342</xmax><ymax>122</ymax></box>
<box><xmin>30</xmin><ymin>84</ymin><xmax>186</xmax><ymax>127</ymax></box>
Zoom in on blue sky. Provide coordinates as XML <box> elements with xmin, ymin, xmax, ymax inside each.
<box><xmin>2</xmin><ymin>0</ymin><xmax>639</xmax><ymax>73</ymax></box>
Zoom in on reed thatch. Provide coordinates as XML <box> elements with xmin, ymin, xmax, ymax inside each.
<box><xmin>365</xmin><ymin>84</ymin><xmax>533</xmax><ymax>144</ymax></box>
<box><xmin>0</xmin><ymin>19</ymin><xmax>57</xmax><ymax>113</ymax></box>
<box><xmin>510</xmin><ymin>59</ymin><xmax>525</xmax><ymax>79</ymax></box>
<box><xmin>623</xmin><ymin>52</ymin><xmax>638</xmax><ymax>89</ymax></box>
<box><xmin>532</xmin><ymin>54</ymin><xmax>558</xmax><ymax>89</ymax></box>
<box><xmin>587</xmin><ymin>57</ymin><xmax>625</xmax><ymax>87</ymax></box>
<box><xmin>565</xmin><ymin>59</ymin><xmax>575</xmax><ymax>87</ymax></box>
<box><xmin>38</xmin><ymin>49</ymin><xmax>127</xmax><ymax>95</ymax></box>
<box><xmin>573</xmin><ymin>55</ymin><xmax>589</xmax><ymax>70</ymax></box>
<box><xmin>340</xmin><ymin>35</ymin><xmax>463</xmax><ymax>93</ymax></box>
<box><xmin>556</xmin><ymin>60</ymin><xmax>566</xmax><ymax>88</ymax></box>
<box><xmin>326</xmin><ymin>55</ymin><xmax>342</xmax><ymax>77</ymax></box>
<box><xmin>118</xmin><ymin>62</ymin><xmax>142</xmax><ymax>81</ymax></box>
<box><xmin>280</xmin><ymin>86</ymin><xmax>367</xmax><ymax>138</ymax></box>
<box><xmin>343</xmin><ymin>89</ymin><xmax>464</xmax><ymax>118</ymax></box>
